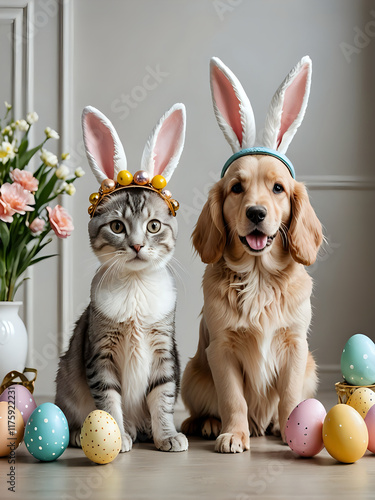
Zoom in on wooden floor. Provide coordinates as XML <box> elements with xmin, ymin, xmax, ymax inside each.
<box><xmin>1</xmin><ymin>391</ymin><xmax>375</xmax><ymax>499</ymax></box>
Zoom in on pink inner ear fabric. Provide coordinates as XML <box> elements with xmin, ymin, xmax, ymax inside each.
<box><xmin>212</xmin><ymin>65</ymin><xmax>243</xmax><ymax>146</ymax></box>
<box><xmin>84</xmin><ymin>113</ymin><xmax>115</xmax><ymax>179</ymax></box>
<box><xmin>277</xmin><ymin>64</ymin><xmax>309</xmax><ymax>148</ymax></box>
<box><xmin>153</xmin><ymin>109</ymin><xmax>183</xmax><ymax>175</ymax></box>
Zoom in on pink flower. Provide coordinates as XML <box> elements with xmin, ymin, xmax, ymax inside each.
<box><xmin>29</xmin><ymin>217</ymin><xmax>45</xmax><ymax>235</ymax></box>
<box><xmin>47</xmin><ymin>205</ymin><xmax>74</xmax><ymax>239</ymax></box>
<box><xmin>0</xmin><ymin>183</ymin><xmax>35</xmax><ymax>222</ymax></box>
<box><xmin>0</xmin><ymin>202</ymin><xmax>15</xmax><ymax>223</ymax></box>
<box><xmin>10</xmin><ymin>169</ymin><xmax>39</xmax><ymax>192</ymax></box>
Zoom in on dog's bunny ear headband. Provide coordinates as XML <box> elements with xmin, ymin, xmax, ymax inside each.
<box><xmin>82</xmin><ymin>103</ymin><xmax>186</xmax><ymax>217</ymax></box>
<box><xmin>210</xmin><ymin>56</ymin><xmax>312</xmax><ymax>179</ymax></box>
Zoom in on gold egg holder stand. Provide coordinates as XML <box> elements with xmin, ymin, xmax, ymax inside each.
<box><xmin>335</xmin><ymin>381</ymin><xmax>375</xmax><ymax>404</ymax></box>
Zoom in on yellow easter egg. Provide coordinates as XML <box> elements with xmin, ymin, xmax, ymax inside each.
<box><xmin>0</xmin><ymin>402</ymin><xmax>24</xmax><ymax>457</ymax></box>
<box><xmin>80</xmin><ymin>410</ymin><xmax>122</xmax><ymax>464</ymax></box>
<box><xmin>117</xmin><ymin>170</ymin><xmax>133</xmax><ymax>186</ymax></box>
<box><xmin>151</xmin><ymin>175</ymin><xmax>167</xmax><ymax>190</ymax></box>
<box><xmin>347</xmin><ymin>387</ymin><xmax>375</xmax><ymax>418</ymax></box>
<box><xmin>323</xmin><ymin>404</ymin><xmax>368</xmax><ymax>463</ymax></box>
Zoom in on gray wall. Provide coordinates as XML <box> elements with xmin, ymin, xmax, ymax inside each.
<box><xmin>2</xmin><ymin>0</ymin><xmax>375</xmax><ymax>396</ymax></box>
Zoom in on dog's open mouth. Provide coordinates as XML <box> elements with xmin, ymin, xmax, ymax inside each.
<box><xmin>239</xmin><ymin>230</ymin><xmax>277</xmax><ymax>253</ymax></box>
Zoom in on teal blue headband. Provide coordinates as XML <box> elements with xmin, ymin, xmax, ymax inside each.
<box><xmin>221</xmin><ymin>147</ymin><xmax>295</xmax><ymax>179</ymax></box>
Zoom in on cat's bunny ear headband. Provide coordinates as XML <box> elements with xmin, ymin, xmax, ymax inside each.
<box><xmin>82</xmin><ymin>103</ymin><xmax>186</xmax><ymax>217</ymax></box>
<box><xmin>210</xmin><ymin>56</ymin><xmax>312</xmax><ymax>179</ymax></box>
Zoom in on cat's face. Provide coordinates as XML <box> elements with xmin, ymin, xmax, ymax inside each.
<box><xmin>88</xmin><ymin>189</ymin><xmax>178</xmax><ymax>272</ymax></box>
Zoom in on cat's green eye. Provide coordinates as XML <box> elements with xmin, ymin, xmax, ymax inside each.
<box><xmin>147</xmin><ymin>219</ymin><xmax>161</xmax><ymax>234</ymax></box>
<box><xmin>110</xmin><ymin>220</ymin><xmax>125</xmax><ymax>234</ymax></box>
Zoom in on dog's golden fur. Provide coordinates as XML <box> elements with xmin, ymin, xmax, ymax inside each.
<box><xmin>181</xmin><ymin>155</ymin><xmax>323</xmax><ymax>453</ymax></box>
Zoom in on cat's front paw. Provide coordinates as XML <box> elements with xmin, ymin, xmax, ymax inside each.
<box><xmin>155</xmin><ymin>432</ymin><xmax>188</xmax><ymax>452</ymax></box>
<box><xmin>120</xmin><ymin>433</ymin><xmax>133</xmax><ymax>453</ymax></box>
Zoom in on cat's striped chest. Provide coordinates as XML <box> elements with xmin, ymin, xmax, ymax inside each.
<box><xmin>92</xmin><ymin>268</ymin><xmax>176</xmax><ymax>324</ymax></box>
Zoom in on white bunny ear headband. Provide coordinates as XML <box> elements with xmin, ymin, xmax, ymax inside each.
<box><xmin>210</xmin><ymin>56</ymin><xmax>312</xmax><ymax>179</ymax></box>
<box><xmin>82</xmin><ymin>103</ymin><xmax>186</xmax><ymax>218</ymax></box>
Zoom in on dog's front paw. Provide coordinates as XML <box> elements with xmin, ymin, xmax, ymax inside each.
<box><xmin>120</xmin><ymin>433</ymin><xmax>133</xmax><ymax>453</ymax></box>
<box><xmin>202</xmin><ymin>417</ymin><xmax>221</xmax><ymax>439</ymax></box>
<box><xmin>215</xmin><ymin>432</ymin><xmax>250</xmax><ymax>453</ymax></box>
<box><xmin>155</xmin><ymin>432</ymin><xmax>188</xmax><ymax>452</ymax></box>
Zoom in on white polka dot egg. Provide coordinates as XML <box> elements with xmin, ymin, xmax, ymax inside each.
<box><xmin>0</xmin><ymin>384</ymin><xmax>37</xmax><ymax>425</ymax></box>
<box><xmin>80</xmin><ymin>410</ymin><xmax>121</xmax><ymax>464</ymax></box>
<box><xmin>341</xmin><ymin>334</ymin><xmax>375</xmax><ymax>385</ymax></box>
<box><xmin>24</xmin><ymin>402</ymin><xmax>69</xmax><ymax>461</ymax></box>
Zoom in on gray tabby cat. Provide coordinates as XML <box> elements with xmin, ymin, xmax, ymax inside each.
<box><xmin>55</xmin><ymin>104</ymin><xmax>188</xmax><ymax>452</ymax></box>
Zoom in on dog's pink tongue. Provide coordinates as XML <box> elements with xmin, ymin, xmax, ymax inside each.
<box><xmin>246</xmin><ymin>233</ymin><xmax>268</xmax><ymax>251</ymax></box>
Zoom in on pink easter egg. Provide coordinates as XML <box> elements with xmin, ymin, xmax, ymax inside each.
<box><xmin>0</xmin><ymin>385</ymin><xmax>37</xmax><ymax>425</ymax></box>
<box><xmin>285</xmin><ymin>399</ymin><xmax>327</xmax><ymax>457</ymax></box>
<box><xmin>365</xmin><ymin>404</ymin><xmax>375</xmax><ymax>453</ymax></box>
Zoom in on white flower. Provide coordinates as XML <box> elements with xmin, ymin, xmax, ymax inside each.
<box><xmin>64</xmin><ymin>184</ymin><xmax>76</xmax><ymax>196</ymax></box>
<box><xmin>44</xmin><ymin>127</ymin><xmax>60</xmax><ymax>140</ymax></box>
<box><xmin>15</xmin><ymin>119</ymin><xmax>29</xmax><ymax>132</ymax></box>
<box><xmin>61</xmin><ymin>152</ymin><xmax>70</xmax><ymax>161</ymax></box>
<box><xmin>40</xmin><ymin>148</ymin><xmax>58</xmax><ymax>167</ymax></box>
<box><xmin>55</xmin><ymin>165</ymin><xmax>70</xmax><ymax>180</ymax></box>
<box><xmin>0</xmin><ymin>141</ymin><xmax>16</xmax><ymax>164</ymax></box>
<box><xmin>1</xmin><ymin>126</ymin><xmax>12</xmax><ymax>137</ymax></box>
<box><xmin>74</xmin><ymin>167</ymin><xmax>85</xmax><ymax>178</ymax></box>
<box><xmin>26</xmin><ymin>111</ymin><xmax>39</xmax><ymax>124</ymax></box>
<box><xmin>4</xmin><ymin>101</ymin><xmax>12</xmax><ymax>110</ymax></box>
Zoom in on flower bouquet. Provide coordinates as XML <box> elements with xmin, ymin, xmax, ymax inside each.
<box><xmin>0</xmin><ymin>102</ymin><xmax>84</xmax><ymax>301</ymax></box>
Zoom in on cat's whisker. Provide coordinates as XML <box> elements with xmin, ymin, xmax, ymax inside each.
<box><xmin>166</xmin><ymin>261</ymin><xmax>186</xmax><ymax>295</ymax></box>
<box><xmin>170</xmin><ymin>256</ymin><xmax>188</xmax><ymax>277</ymax></box>
<box><xmin>95</xmin><ymin>257</ymin><xmax>121</xmax><ymax>299</ymax></box>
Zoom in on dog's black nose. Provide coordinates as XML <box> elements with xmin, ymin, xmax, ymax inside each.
<box><xmin>246</xmin><ymin>205</ymin><xmax>267</xmax><ymax>224</ymax></box>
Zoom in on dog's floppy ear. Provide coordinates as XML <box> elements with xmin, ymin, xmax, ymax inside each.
<box><xmin>192</xmin><ymin>182</ymin><xmax>226</xmax><ymax>264</ymax></box>
<box><xmin>288</xmin><ymin>182</ymin><xmax>323</xmax><ymax>266</ymax></box>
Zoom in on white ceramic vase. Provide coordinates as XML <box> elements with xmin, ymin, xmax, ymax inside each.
<box><xmin>0</xmin><ymin>301</ymin><xmax>28</xmax><ymax>384</ymax></box>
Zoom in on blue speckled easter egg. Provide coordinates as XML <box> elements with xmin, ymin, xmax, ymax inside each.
<box><xmin>341</xmin><ymin>334</ymin><xmax>375</xmax><ymax>386</ymax></box>
<box><xmin>24</xmin><ymin>402</ymin><xmax>69</xmax><ymax>461</ymax></box>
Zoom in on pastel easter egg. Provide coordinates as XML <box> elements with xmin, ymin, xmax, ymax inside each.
<box><xmin>323</xmin><ymin>404</ymin><xmax>368</xmax><ymax>463</ymax></box>
<box><xmin>0</xmin><ymin>401</ymin><xmax>24</xmax><ymax>457</ymax></box>
<box><xmin>0</xmin><ymin>385</ymin><xmax>37</xmax><ymax>425</ymax></box>
<box><xmin>347</xmin><ymin>387</ymin><xmax>375</xmax><ymax>419</ymax></box>
<box><xmin>80</xmin><ymin>410</ymin><xmax>122</xmax><ymax>464</ymax></box>
<box><xmin>285</xmin><ymin>399</ymin><xmax>326</xmax><ymax>457</ymax></box>
<box><xmin>24</xmin><ymin>403</ymin><xmax>69</xmax><ymax>461</ymax></box>
<box><xmin>364</xmin><ymin>405</ymin><xmax>375</xmax><ymax>453</ymax></box>
<box><xmin>341</xmin><ymin>334</ymin><xmax>375</xmax><ymax>386</ymax></box>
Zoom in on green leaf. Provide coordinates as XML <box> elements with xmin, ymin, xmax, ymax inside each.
<box><xmin>17</xmin><ymin>137</ymin><xmax>28</xmax><ymax>157</ymax></box>
<box><xmin>19</xmin><ymin>142</ymin><xmax>44</xmax><ymax>169</ymax></box>
<box><xmin>13</xmin><ymin>277</ymin><xmax>29</xmax><ymax>297</ymax></box>
<box><xmin>0</xmin><ymin>258</ymin><xmax>5</xmax><ymax>279</ymax></box>
<box><xmin>0</xmin><ymin>222</ymin><xmax>10</xmax><ymax>249</ymax></box>
<box><xmin>28</xmin><ymin>254</ymin><xmax>57</xmax><ymax>268</ymax></box>
<box><xmin>35</xmin><ymin>172</ymin><xmax>58</xmax><ymax>209</ymax></box>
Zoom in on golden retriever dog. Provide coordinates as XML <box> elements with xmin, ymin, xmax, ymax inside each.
<box><xmin>181</xmin><ymin>56</ymin><xmax>323</xmax><ymax>453</ymax></box>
